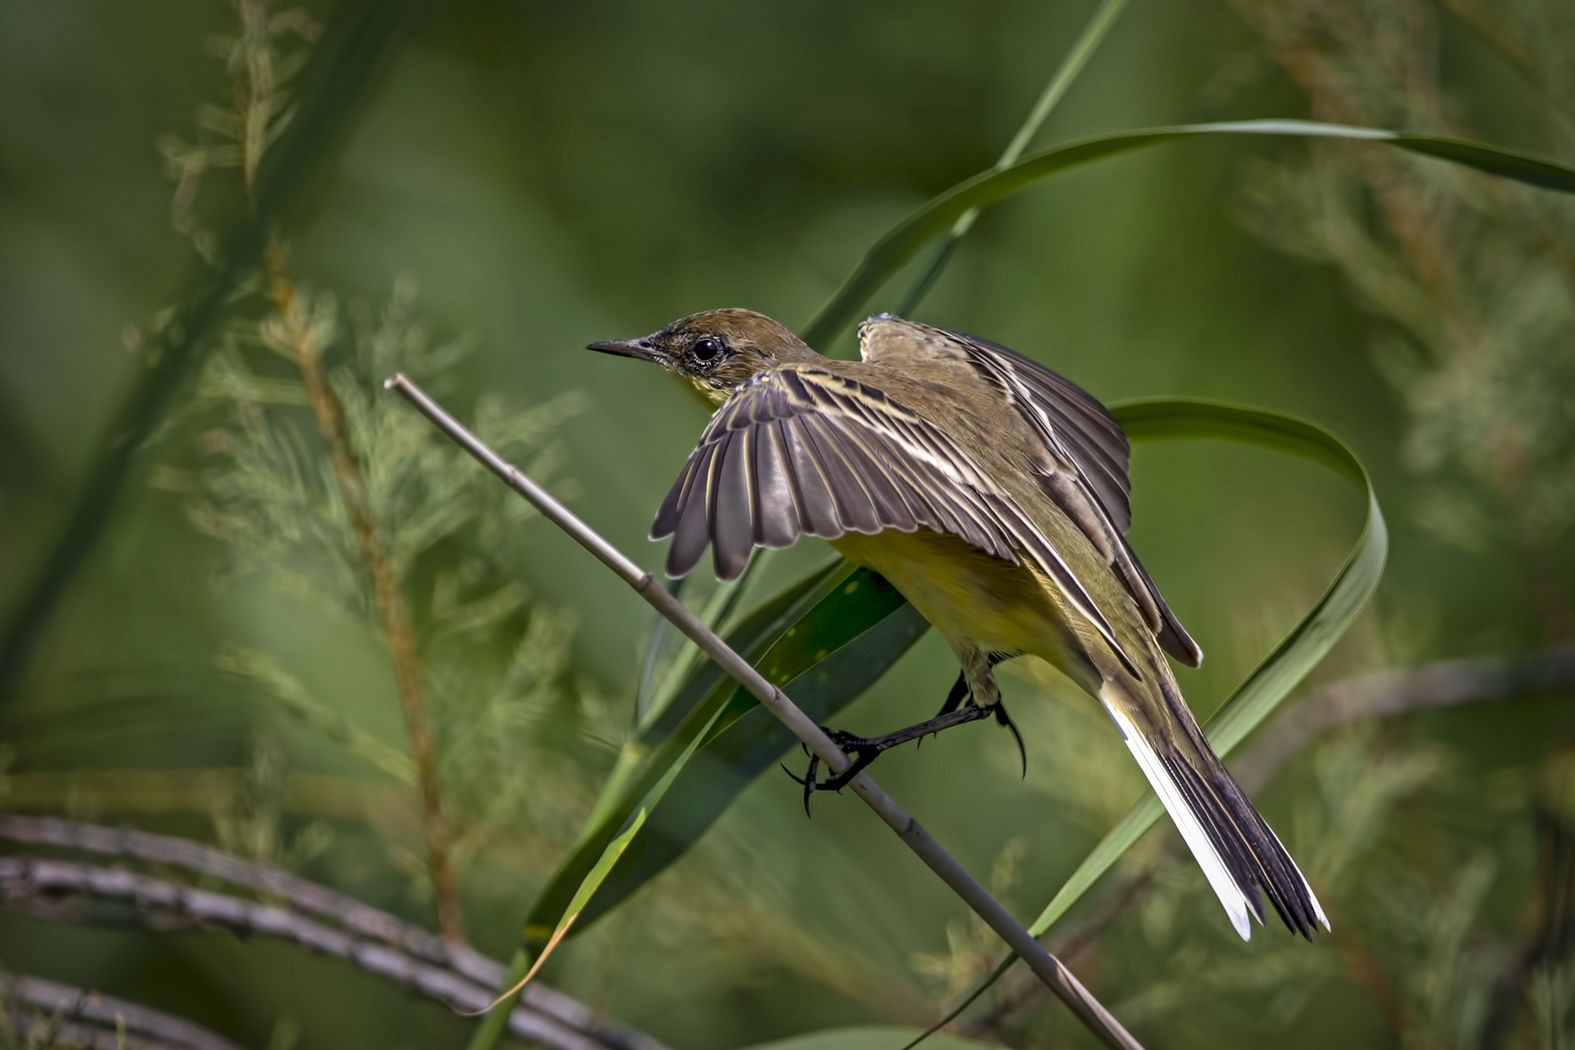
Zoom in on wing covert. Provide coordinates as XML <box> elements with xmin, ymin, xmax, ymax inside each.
<box><xmin>858</xmin><ymin>317</ymin><xmax>1203</xmax><ymax>668</ymax></box>
<box><xmin>650</xmin><ymin>366</ymin><xmax>1142</xmax><ymax>676</ymax></box>
<box><xmin>942</xmin><ymin>328</ymin><xmax>1203</xmax><ymax>668</ymax></box>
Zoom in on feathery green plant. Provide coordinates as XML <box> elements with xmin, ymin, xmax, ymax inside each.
<box><xmin>181</xmin><ymin>273</ymin><xmax>584</xmax><ymax>928</ymax></box>
<box><xmin>0</xmin><ymin>0</ymin><xmax>418</xmax><ymax>705</ymax></box>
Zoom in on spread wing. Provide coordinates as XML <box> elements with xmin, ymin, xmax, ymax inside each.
<box><xmin>859</xmin><ymin>316</ymin><xmax>1202</xmax><ymax>668</ymax></box>
<box><xmin>943</xmin><ymin>331</ymin><xmax>1133</xmax><ymax>528</ymax></box>
<box><xmin>943</xmin><ymin>329</ymin><xmax>1203</xmax><ymax>667</ymax></box>
<box><xmin>651</xmin><ymin>366</ymin><xmax>1141</xmax><ymax>676</ymax></box>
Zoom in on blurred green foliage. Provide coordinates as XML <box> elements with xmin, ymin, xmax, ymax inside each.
<box><xmin>1</xmin><ymin>1</ymin><xmax>1573</xmax><ymax>1049</ymax></box>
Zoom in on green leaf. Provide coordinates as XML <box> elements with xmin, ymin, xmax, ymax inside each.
<box><xmin>900</xmin><ymin>0</ymin><xmax>1132</xmax><ymax>315</ymax></box>
<box><xmin>525</xmin><ymin>562</ymin><xmax>927</xmax><ymax>939</ymax></box>
<box><xmin>736</xmin><ymin>1026</ymin><xmax>1003</xmax><ymax>1050</ymax></box>
<box><xmin>569</xmin><ymin>560</ymin><xmax>833</xmax><ymax>847</ymax></box>
<box><xmin>802</xmin><ymin>119</ymin><xmax>1575</xmax><ymax>347</ymax></box>
<box><xmin>480</xmin><ymin>690</ymin><xmax>730</xmax><ymax>1019</ymax></box>
<box><xmin>1024</xmin><ymin>399</ymin><xmax>1385</xmax><ymax>938</ymax></box>
<box><xmin>908</xmin><ymin>400</ymin><xmax>1385</xmax><ymax>1039</ymax></box>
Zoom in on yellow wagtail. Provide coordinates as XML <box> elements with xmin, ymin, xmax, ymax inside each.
<box><xmin>589</xmin><ymin>309</ymin><xmax>1328</xmax><ymax>940</ymax></box>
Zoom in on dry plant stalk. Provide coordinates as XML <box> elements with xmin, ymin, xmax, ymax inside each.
<box><xmin>0</xmin><ymin>813</ymin><xmax>646</xmax><ymax>1045</ymax></box>
<box><xmin>0</xmin><ymin>856</ymin><xmax>658</xmax><ymax>1050</ymax></box>
<box><xmin>261</xmin><ymin>241</ymin><xmax>465</xmax><ymax>944</ymax></box>
<box><xmin>3</xmin><ymin>973</ymin><xmax>246</xmax><ymax>1050</ymax></box>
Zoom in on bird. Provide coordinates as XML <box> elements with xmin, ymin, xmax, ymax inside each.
<box><xmin>588</xmin><ymin>308</ymin><xmax>1329</xmax><ymax>940</ymax></box>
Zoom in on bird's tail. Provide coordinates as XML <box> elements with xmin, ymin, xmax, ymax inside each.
<box><xmin>1098</xmin><ymin>671</ymin><xmax>1329</xmax><ymax>940</ymax></box>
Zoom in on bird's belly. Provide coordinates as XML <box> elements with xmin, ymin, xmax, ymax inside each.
<box><xmin>830</xmin><ymin>529</ymin><xmax>1080</xmax><ymax>669</ymax></box>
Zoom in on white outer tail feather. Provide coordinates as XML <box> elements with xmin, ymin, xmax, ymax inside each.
<box><xmin>1101</xmin><ymin>700</ymin><xmax>1255</xmax><ymax>939</ymax></box>
<box><xmin>1100</xmin><ymin>697</ymin><xmax>1330</xmax><ymax>940</ymax></box>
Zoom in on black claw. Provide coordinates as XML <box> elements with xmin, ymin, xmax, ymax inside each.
<box><xmin>787</xmin><ymin>660</ymin><xmax>1028</xmax><ymax>811</ymax></box>
<box><xmin>804</xmin><ymin>752</ymin><xmax>822</xmax><ymax>814</ymax></box>
<box><xmin>993</xmin><ymin>701</ymin><xmax>1028</xmax><ymax>778</ymax></box>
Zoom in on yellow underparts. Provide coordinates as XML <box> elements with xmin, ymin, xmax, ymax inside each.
<box><xmin>829</xmin><ymin>528</ymin><xmax>1090</xmax><ymax>688</ymax></box>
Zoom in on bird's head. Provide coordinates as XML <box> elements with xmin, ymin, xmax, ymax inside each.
<box><xmin>587</xmin><ymin>308</ymin><xmax>817</xmax><ymax>407</ymax></box>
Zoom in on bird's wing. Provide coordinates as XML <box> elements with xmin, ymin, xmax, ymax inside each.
<box><xmin>861</xmin><ymin>317</ymin><xmax>1202</xmax><ymax>668</ymax></box>
<box><xmin>651</xmin><ymin>365</ymin><xmax>1140</xmax><ymax>676</ymax></box>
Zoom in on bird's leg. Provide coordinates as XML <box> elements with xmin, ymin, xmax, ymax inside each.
<box><xmin>786</xmin><ymin>703</ymin><xmax>997</xmax><ymax>807</ymax></box>
<box><xmin>913</xmin><ymin>670</ymin><xmax>972</xmax><ymax>751</ymax></box>
<box><xmin>790</xmin><ymin>650</ymin><xmax>1024</xmax><ymax>805</ymax></box>
<box><xmin>936</xmin><ymin>669</ymin><xmax>972</xmax><ymax>715</ymax></box>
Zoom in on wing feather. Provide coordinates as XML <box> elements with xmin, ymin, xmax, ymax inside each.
<box><xmin>710</xmin><ymin>433</ymin><xmax>754</xmax><ymax>580</ymax></box>
<box><xmin>798</xmin><ymin>415</ymin><xmax>881</xmax><ymax>533</ymax></box>
<box><xmin>752</xmin><ymin>421</ymin><xmax>799</xmax><ymax>548</ymax></box>
<box><xmin>665</xmin><ymin>444</ymin><xmax>718</xmax><ymax>578</ymax></box>
<box><xmin>781</xmin><ymin>417</ymin><xmax>841</xmax><ymax>538</ymax></box>
<box><xmin>651</xmin><ymin>366</ymin><xmax>1140</xmax><ymax>673</ymax></box>
<box><xmin>935</xmin><ymin>325</ymin><xmax>1204</xmax><ymax>668</ymax></box>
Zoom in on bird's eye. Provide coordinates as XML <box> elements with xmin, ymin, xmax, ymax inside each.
<box><xmin>692</xmin><ymin>336</ymin><xmax>723</xmax><ymax>363</ymax></box>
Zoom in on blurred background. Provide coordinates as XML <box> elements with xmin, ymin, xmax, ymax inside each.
<box><xmin>1</xmin><ymin>0</ymin><xmax>1573</xmax><ymax>1048</ymax></box>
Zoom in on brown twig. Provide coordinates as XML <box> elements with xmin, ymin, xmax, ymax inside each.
<box><xmin>3</xmin><ymin>973</ymin><xmax>245</xmax><ymax>1050</ymax></box>
<box><xmin>1480</xmin><ymin>805</ymin><xmax>1575</xmax><ymax>1049</ymax></box>
<box><xmin>1433</xmin><ymin>0</ymin><xmax>1559</xmax><ymax>105</ymax></box>
<box><xmin>385</xmin><ymin>373</ymin><xmax>1146</xmax><ymax>1050</ymax></box>
<box><xmin>1324</xmin><ymin>909</ymin><xmax>1443</xmax><ymax>1048</ymax></box>
<box><xmin>1232</xmin><ymin>644</ymin><xmax>1575</xmax><ymax>795</ymax></box>
<box><xmin>0</xmin><ymin>856</ymin><xmax>664</xmax><ymax>1050</ymax></box>
<box><xmin>263</xmin><ymin>239</ymin><xmax>464</xmax><ymax>944</ymax></box>
<box><xmin>9</xmin><ymin>1017</ymin><xmax>183</xmax><ymax>1050</ymax></box>
<box><xmin>0</xmin><ymin>814</ymin><xmax>621</xmax><ymax>1044</ymax></box>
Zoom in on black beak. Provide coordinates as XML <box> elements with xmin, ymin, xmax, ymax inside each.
<box><xmin>586</xmin><ymin>336</ymin><xmax>664</xmax><ymax>363</ymax></box>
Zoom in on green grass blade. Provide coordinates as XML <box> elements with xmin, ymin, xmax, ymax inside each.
<box><xmin>1389</xmin><ymin>133</ymin><xmax>1575</xmax><ymax>192</ymax></box>
<box><xmin>1000</xmin><ymin>0</ymin><xmax>1132</xmax><ymax>167</ymax></box>
<box><xmin>913</xmin><ymin>399</ymin><xmax>1384</xmax><ymax>1030</ymax></box>
<box><xmin>525</xmin><ymin>564</ymin><xmax>926</xmax><ymax>938</ymax></box>
<box><xmin>1025</xmin><ymin>399</ymin><xmax>1388</xmax><ymax>936</ymax></box>
<box><xmin>573</xmin><ymin>597</ymin><xmax>928</xmax><ymax>930</ymax></box>
<box><xmin>477</xmin><ymin>697</ymin><xmax>729</xmax><ymax>1037</ymax></box>
<box><xmin>0</xmin><ymin>0</ymin><xmax>420</xmax><ymax>704</ymax></box>
<box><xmin>803</xmin><ymin>119</ymin><xmax>1575</xmax><ymax>347</ymax></box>
<box><xmin>570</xmin><ymin>560</ymin><xmax>844</xmax><ymax>851</ymax></box>
<box><xmin>900</xmin><ymin>0</ymin><xmax>1132</xmax><ymax>315</ymax></box>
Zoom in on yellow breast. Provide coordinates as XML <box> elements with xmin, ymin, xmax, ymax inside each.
<box><xmin>829</xmin><ymin>528</ymin><xmax>1085</xmax><ymax>677</ymax></box>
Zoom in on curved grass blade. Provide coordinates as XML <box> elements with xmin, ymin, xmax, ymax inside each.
<box><xmin>911</xmin><ymin>398</ymin><xmax>1386</xmax><ymax>1037</ymax></box>
<box><xmin>803</xmin><ymin>119</ymin><xmax>1575</xmax><ymax>347</ymax></box>
<box><xmin>525</xmin><ymin>563</ymin><xmax>927</xmax><ymax>938</ymax></box>
<box><xmin>580</xmin><ymin>554</ymin><xmax>781</xmax><ymax>840</ymax></box>
<box><xmin>1026</xmin><ymin>399</ymin><xmax>1385</xmax><ymax>938</ymax></box>
<box><xmin>0</xmin><ymin>0</ymin><xmax>421</xmax><ymax>703</ymax></box>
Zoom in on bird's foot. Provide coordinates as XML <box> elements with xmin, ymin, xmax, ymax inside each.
<box><xmin>782</xmin><ymin>730</ymin><xmax>885</xmax><ymax>814</ymax></box>
<box><xmin>783</xmin><ymin>703</ymin><xmax>998</xmax><ymax>813</ymax></box>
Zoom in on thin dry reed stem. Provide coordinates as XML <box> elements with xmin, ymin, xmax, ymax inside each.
<box><xmin>265</xmin><ymin>239</ymin><xmax>465</xmax><ymax>944</ymax></box>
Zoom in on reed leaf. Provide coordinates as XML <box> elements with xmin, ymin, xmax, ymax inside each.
<box><xmin>803</xmin><ymin>120</ymin><xmax>1575</xmax><ymax>348</ymax></box>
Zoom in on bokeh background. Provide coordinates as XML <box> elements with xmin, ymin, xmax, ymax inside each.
<box><xmin>2</xmin><ymin>1</ymin><xmax>1573</xmax><ymax>1048</ymax></box>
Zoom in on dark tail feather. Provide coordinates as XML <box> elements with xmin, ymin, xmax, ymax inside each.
<box><xmin>1100</xmin><ymin>682</ymin><xmax>1329</xmax><ymax>940</ymax></box>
